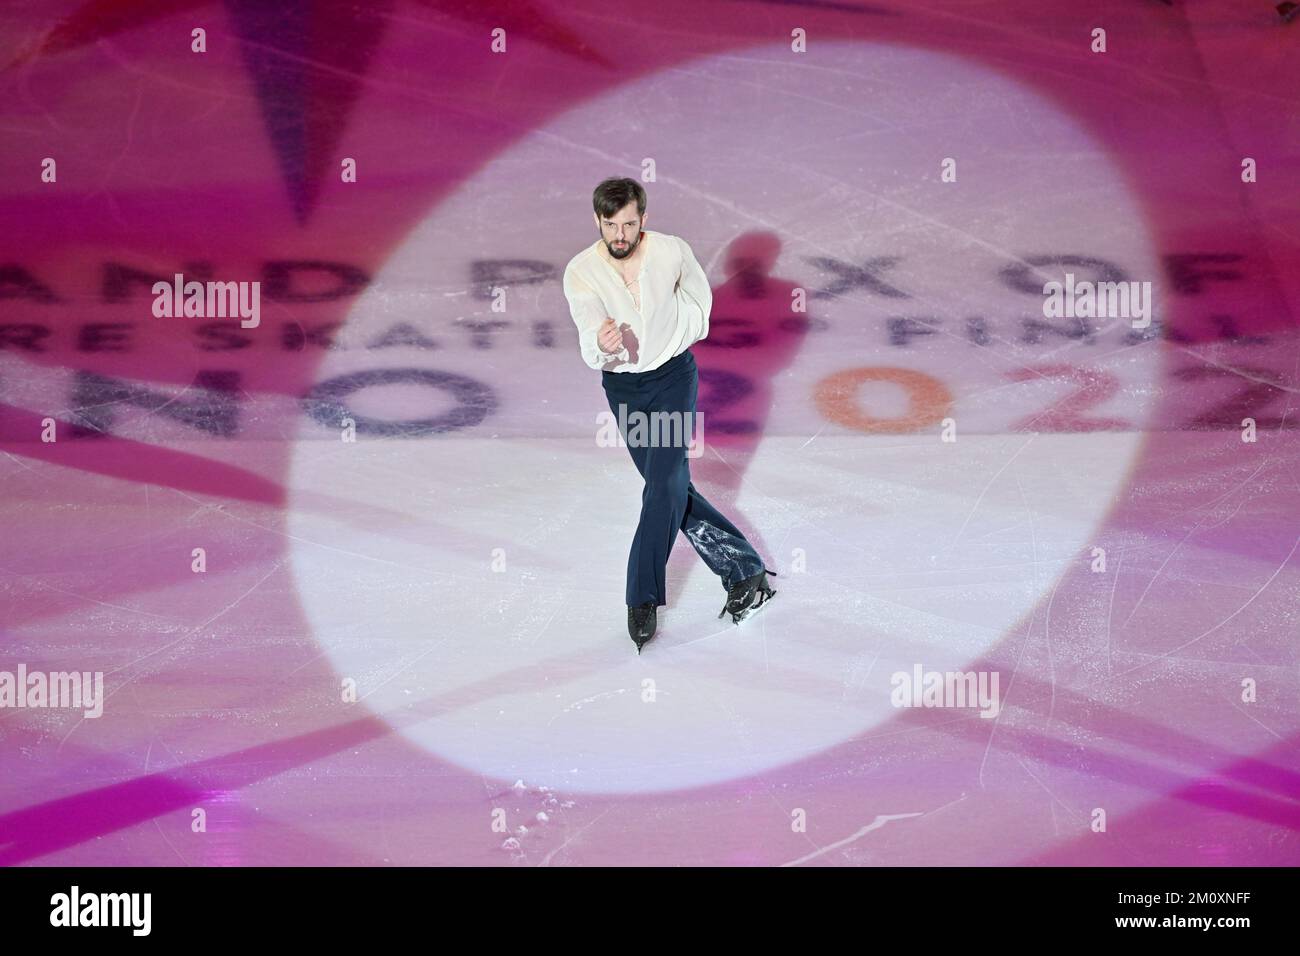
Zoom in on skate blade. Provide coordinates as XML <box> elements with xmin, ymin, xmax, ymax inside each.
<box><xmin>728</xmin><ymin>588</ymin><xmax>777</xmax><ymax>625</ymax></box>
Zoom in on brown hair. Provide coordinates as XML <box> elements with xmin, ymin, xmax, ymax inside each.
<box><xmin>592</xmin><ymin>177</ymin><xmax>647</xmax><ymax>219</ymax></box>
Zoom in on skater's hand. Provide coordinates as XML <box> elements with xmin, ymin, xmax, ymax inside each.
<box><xmin>597</xmin><ymin>316</ymin><xmax>624</xmax><ymax>354</ymax></box>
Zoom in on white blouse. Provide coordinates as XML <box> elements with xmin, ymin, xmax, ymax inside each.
<box><xmin>562</xmin><ymin>230</ymin><xmax>712</xmax><ymax>373</ymax></box>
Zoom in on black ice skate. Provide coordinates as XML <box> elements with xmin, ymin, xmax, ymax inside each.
<box><xmin>628</xmin><ymin>602</ymin><xmax>657</xmax><ymax>653</ymax></box>
<box><xmin>718</xmin><ymin>568</ymin><xmax>778</xmax><ymax>625</ymax></box>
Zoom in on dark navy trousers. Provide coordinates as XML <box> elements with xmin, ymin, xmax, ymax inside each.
<box><xmin>602</xmin><ymin>347</ymin><xmax>765</xmax><ymax>607</ymax></box>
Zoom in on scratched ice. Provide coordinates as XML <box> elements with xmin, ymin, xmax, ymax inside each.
<box><xmin>1</xmin><ymin>3</ymin><xmax>1297</xmax><ymax>867</ymax></box>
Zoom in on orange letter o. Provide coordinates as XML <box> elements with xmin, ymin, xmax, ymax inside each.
<box><xmin>814</xmin><ymin>367</ymin><xmax>952</xmax><ymax>434</ymax></box>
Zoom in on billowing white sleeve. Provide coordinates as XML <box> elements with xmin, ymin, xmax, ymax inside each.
<box><xmin>564</xmin><ymin>265</ymin><xmax>628</xmax><ymax>370</ymax></box>
<box><xmin>676</xmin><ymin>236</ymin><xmax>712</xmax><ymax>343</ymax></box>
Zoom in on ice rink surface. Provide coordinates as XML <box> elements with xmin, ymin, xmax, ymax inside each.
<box><xmin>0</xmin><ymin>0</ymin><xmax>1297</xmax><ymax>865</ymax></box>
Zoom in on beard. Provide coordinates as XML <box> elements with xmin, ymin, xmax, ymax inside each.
<box><xmin>607</xmin><ymin>232</ymin><xmax>642</xmax><ymax>259</ymax></box>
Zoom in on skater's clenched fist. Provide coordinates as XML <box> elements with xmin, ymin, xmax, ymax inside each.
<box><xmin>597</xmin><ymin>316</ymin><xmax>624</xmax><ymax>354</ymax></box>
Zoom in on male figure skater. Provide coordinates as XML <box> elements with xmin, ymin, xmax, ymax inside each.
<box><xmin>562</xmin><ymin>177</ymin><xmax>776</xmax><ymax>652</ymax></box>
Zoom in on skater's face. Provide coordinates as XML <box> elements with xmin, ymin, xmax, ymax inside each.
<box><xmin>595</xmin><ymin>202</ymin><xmax>646</xmax><ymax>260</ymax></box>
